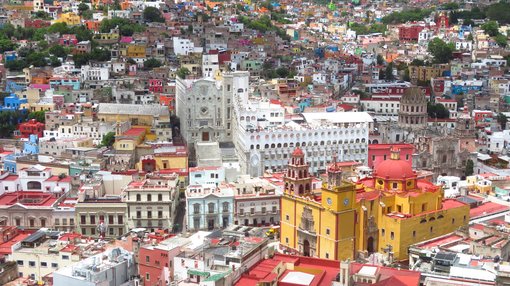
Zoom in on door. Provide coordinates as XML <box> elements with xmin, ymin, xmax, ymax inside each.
<box><xmin>253</xmin><ymin>219</ymin><xmax>258</xmax><ymax>226</ymax></box>
<box><xmin>367</xmin><ymin>236</ymin><xmax>375</xmax><ymax>253</ymax></box>
<box><xmin>303</xmin><ymin>240</ymin><xmax>310</xmax><ymax>257</ymax></box>
<box><xmin>222</xmin><ymin>216</ymin><xmax>228</xmax><ymax>228</ymax></box>
<box><xmin>202</xmin><ymin>132</ymin><xmax>210</xmax><ymax>141</ymax></box>
<box><xmin>208</xmin><ymin>219</ymin><xmax>214</xmax><ymax>230</ymax></box>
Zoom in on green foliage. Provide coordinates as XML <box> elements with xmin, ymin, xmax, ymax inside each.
<box><xmin>376</xmin><ymin>54</ymin><xmax>385</xmax><ymax>65</ymax></box>
<box><xmin>0</xmin><ymin>39</ymin><xmax>17</xmax><ymax>53</ymax></box>
<box><xmin>351</xmin><ymin>89</ymin><xmax>370</xmax><ymax>99</ymax></box>
<box><xmin>176</xmin><ymin>67</ymin><xmax>190</xmax><ymax>79</ymax></box>
<box><xmin>0</xmin><ymin>111</ymin><xmax>27</xmax><ymax>138</ymax></box>
<box><xmin>276</xmin><ymin>67</ymin><xmax>290</xmax><ymax>78</ymax></box>
<box><xmin>33</xmin><ymin>11</ymin><xmax>52</xmax><ymax>20</ymax></box>
<box><xmin>49</xmin><ymin>45</ymin><xmax>68</xmax><ymax>58</ymax></box>
<box><xmin>497</xmin><ymin>113</ymin><xmax>508</xmax><ymax>130</ymax></box>
<box><xmin>100</xmin><ymin>132</ymin><xmax>115</xmax><ymax>147</ymax></box>
<box><xmin>482</xmin><ymin>21</ymin><xmax>499</xmax><ymax>37</ymax></box>
<box><xmin>78</xmin><ymin>2</ymin><xmax>90</xmax><ymax>14</ymax></box>
<box><xmin>50</xmin><ymin>56</ymin><xmax>61</xmax><ymax>67</ymax></box>
<box><xmin>427</xmin><ymin>102</ymin><xmax>450</xmax><ymax>119</ymax></box>
<box><xmin>239</xmin><ymin>15</ymin><xmax>290</xmax><ymax>41</ymax></box>
<box><xmin>441</xmin><ymin>2</ymin><xmax>459</xmax><ymax>10</ymax></box>
<box><xmin>143</xmin><ymin>58</ymin><xmax>163</xmax><ymax>70</ymax></box>
<box><xmin>82</xmin><ymin>10</ymin><xmax>93</xmax><ymax>20</ymax></box>
<box><xmin>72</xmin><ymin>48</ymin><xmax>111</xmax><ymax>67</ymax></box>
<box><xmin>143</xmin><ymin>7</ymin><xmax>165</xmax><ymax>23</ymax></box>
<box><xmin>271</xmin><ymin>12</ymin><xmax>292</xmax><ymax>24</ymax></box>
<box><xmin>382</xmin><ymin>8</ymin><xmax>433</xmax><ymax>24</ymax></box>
<box><xmin>385</xmin><ymin>63</ymin><xmax>394</xmax><ymax>81</ymax></box>
<box><xmin>449</xmin><ymin>7</ymin><xmax>485</xmax><ymax>25</ymax></box>
<box><xmin>495</xmin><ymin>34</ymin><xmax>508</xmax><ymax>47</ymax></box>
<box><xmin>100</xmin><ymin>17</ymin><xmax>145</xmax><ymax>36</ymax></box>
<box><xmin>465</xmin><ymin>159</ymin><xmax>474</xmax><ymax>176</ymax></box>
<box><xmin>4</xmin><ymin>59</ymin><xmax>28</xmax><ymax>71</ymax></box>
<box><xmin>28</xmin><ymin>111</ymin><xmax>46</xmax><ymax>123</ymax></box>
<box><xmin>486</xmin><ymin>2</ymin><xmax>510</xmax><ymax>24</ymax></box>
<box><xmin>349</xmin><ymin>22</ymin><xmax>386</xmax><ymax>35</ymax></box>
<box><xmin>428</xmin><ymin>38</ymin><xmax>454</xmax><ymax>64</ymax></box>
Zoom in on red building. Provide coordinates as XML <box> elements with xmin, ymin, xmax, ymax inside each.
<box><xmin>148</xmin><ymin>79</ymin><xmax>163</xmax><ymax>93</ymax></box>
<box><xmin>17</xmin><ymin>119</ymin><xmax>44</xmax><ymax>139</ymax></box>
<box><xmin>435</xmin><ymin>12</ymin><xmax>449</xmax><ymax>30</ymax></box>
<box><xmin>399</xmin><ymin>25</ymin><xmax>425</xmax><ymax>42</ymax></box>
<box><xmin>59</xmin><ymin>34</ymin><xmax>78</xmax><ymax>46</ymax></box>
<box><xmin>24</xmin><ymin>19</ymin><xmax>50</xmax><ymax>29</ymax></box>
<box><xmin>368</xmin><ymin>144</ymin><xmax>414</xmax><ymax>169</ymax></box>
<box><xmin>138</xmin><ymin>233</ymin><xmax>182</xmax><ymax>286</ymax></box>
<box><xmin>371</xmin><ymin>86</ymin><xmax>431</xmax><ymax>100</ymax></box>
<box><xmin>473</xmin><ymin>110</ymin><xmax>493</xmax><ymax>128</ymax></box>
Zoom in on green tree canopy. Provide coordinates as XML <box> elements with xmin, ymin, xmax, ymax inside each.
<box><xmin>49</xmin><ymin>45</ymin><xmax>68</xmax><ymax>58</ymax></box>
<box><xmin>143</xmin><ymin>7</ymin><xmax>165</xmax><ymax>23</ymax></box>
<box><xmin>465</xmin><ymin>159</ymin><xmax>474</xmax><ymax>176</ymax></box>
<box><xmin>427</xmin><ymin>102</ymin><xmax>450</xmax><ymax>119</ymax></box>
<box><xmin>486</xmin><ymin>2</ymin><xmax>510</xmax><ymax>24</ymax></box>
<box><xmin>0</xmin><ymin>39</ymin><xmax>17</xmax><ymax>53</ymax></box>
<box><xmin>28</xmin><ymin>111</ymin><xmax>46</xmax><ymax>123</ymax></box>
<box><xmin>481</xmin><ymin>21</ymin><xmax>499</xmax><ymax>37</ymax></box>
<box><xmin>143</xmin><ymin>58</ymin><xmax>163</xmax><ymax>70</ymax></box>
<box><xmin>176</xmin><ymin>67</ymin><xmax>190</xmax><ymax>79</ymax></box>
<box><xmin>497</xmin><ymin>113</ymin><xmax>508</xmax><ymax>130</ymax></box>
<box><xmin>100</xmin><ymin>131</ymin><xmax>115</xmax><ymax>147</ymax></box>
<box><xmin>495</xmin><ymin>34</ymin><xmax>508</xmax><ymax>47</ymax></box>
<box><xmin>428</xmin><ymin>38</ymin><xmax>454</xmax><ymax>64</ymax></box>
<box><xmin>382</xmin><ymin>8</ymin><xmax>433</xmax><ymax>24</ymax></box>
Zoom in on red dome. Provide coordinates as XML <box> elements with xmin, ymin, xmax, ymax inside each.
<box><xmin>292</xmin><ymin>147</ymin><xmax>304</xmax><ymax>157</ymax></box>
<box><xmin>375</xmin><ymin>159</ymin><xmax>415</xmax><ymax>180</ymax></box>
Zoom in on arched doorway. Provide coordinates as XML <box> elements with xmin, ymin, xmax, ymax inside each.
<box><xmin>367</xmin><ymin>237</ymin><xmax>375</xmax><ymax>253</ymax></box>
<box><xmin>303</xmin><ymin>240</ymin><xmax>310</xmax><ymax>257</ymax></box>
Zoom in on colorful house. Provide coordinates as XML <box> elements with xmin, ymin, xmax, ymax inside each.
<box><xmin>59</xmin><ymin>34</ymin><xmax>78</xmax><ymax>46</ymax></box>
<box><xmin>54</xmin><ymin>12</ymin><xmax>81</xmax><ymax>26</ymax></box>
<box><xmin>17</xmin><ymin>119</ymin><xmax>44</xmax><ymax>139</ymax></box>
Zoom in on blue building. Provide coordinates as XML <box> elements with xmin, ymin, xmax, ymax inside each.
<box><xmin>4</xmin><ymin>51</ymin><xmax>17</xmax><ymax>62</ymax></box>
<box><xmin>185</xmin><ymin>183</ymin><xmax>235</xmax><ymax>231</ymax></box>
<box><xmin>5</xmin><ymin>80</ymin><xmax>26</xmax><ymax>94</ymax></box>
<box><xmin>0</xmin><ymin>94</ymin><xmax>28</xmax><ymax>111</ymax></box>
<box><xmin>49</xmin><ymin>77</ymin><xmax>81</xmax><ymax>90</ymax></box>
<box><xmin>3</xmin><ymin>135</ymin><xmax>39</xmax><ymax>173</ymax></box>
<box><xmin>451</xmin><ymin>80</ymin><xmax>483</xmax><ymax>95</ymax></box>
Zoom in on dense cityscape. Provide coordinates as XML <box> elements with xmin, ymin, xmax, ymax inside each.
<box><xmin>1</xmin><ymin>0</ymin><xmax>510</xmax><ymax>285</ymax></box>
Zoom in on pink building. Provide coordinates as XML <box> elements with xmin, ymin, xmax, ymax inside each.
<box><xmin>148</xmin><ymin>79</ymin><xmax>163</xmax><ymax>93</ymax></box>
<box><xmin>138</xmin><ymin>234</ymin><xmax>189</xmax><ymax>286</ymax></box>
<box><xmin>368</xmin><ymin>144</ymin><xmax>414</xmax><ymax>169</ymax></box>
<box><xmin>59</xmin><ymin>34</ymin><xmax>78</xmax><ymax>46</ymax></box>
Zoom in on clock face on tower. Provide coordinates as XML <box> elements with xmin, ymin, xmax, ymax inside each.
<box><xmin>343</xmin><ymin>198</ymin><xmax>349</xmax><ymax>206</ymax></box>
<box><xmin>327</xmin><ymin>198</ymin><xmax>332</xmax><ymax>205</ymax></box>
<box><xmin>201</xmin><ymin>106</ymin><xmax>208</xmax><ymax>114</ymax></box>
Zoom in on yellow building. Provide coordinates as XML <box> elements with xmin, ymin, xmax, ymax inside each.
<box><xmin>126</xmin><ymin>44</ymin><xmax>146</xmax><ymax>58</ymax></box>
<box><xmin>54</xmin><ymin>12</ymin><xmax>81</xmax><ymax>26</ymax></box>
<box><xmin>114</xmin><ymin>127</ymin><xmax>146</xmax><ymax>152</ymax></box>
<box><xmin>408</xmin><ymin>64</ymin><xmax>449</xmax><ymax>84</ymax></box>
<box><xmin>280</xmin><ymin>148</ymin><xmax>357</xmax><ymax>261</ymax></box>
<box><xmin>280</xmin><ymin>147</ymin><xmax>470</xmax><ymax>261</ymax></box>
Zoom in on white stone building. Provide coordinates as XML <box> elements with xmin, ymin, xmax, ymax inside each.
<box><xmin>202</xmin><ymin>54</ymin><xmax>220</xmax><ymax>78</ymax></box>
<box><xmin>80</xmin><ymin>65</ymin><xmax>109</xmax><ymax>81</ymax></box>
<box><xmin>172</xmin><ymin>37</ymin><xmax>203</xmax><ymax>56</ymax></box>
<box><xmin>124</xmin><ymin>173</ymin><xmax>180</xmax><ymax>232</ymax></box>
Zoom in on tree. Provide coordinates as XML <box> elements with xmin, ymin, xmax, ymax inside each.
<box><xmin>34</xmin><ymin>11</ymin><xmax>51</xmax><ymax>20</ymax></box>
<box><xmin>497</xmin><ymin>113</ymin><xmax>508</xmax><ymax>130</ymax></box>
<box><xmin>143</xmin><ymin>58</ymin><xmax>162</xmax><ymax>70</ymax></box>
<box><xmin>0</xmin><ymin>39</ymin><xmax>17</xmax><ymax>53</ymax></box>
<box><xmin>486</xmin><ymin>2</ymin><xmax>510</xmax><ymax>24</ymax></box>
<box><xmin>276</xmin><ymin>67</ymin><xmax>290</xmax><ymax>78</ymax></box>
<box><xmin>427</xmin><ymin>102</ymin><xmax>450</xmax><ymax>118</ymax></box>
<box><xmin>100</xmin><ymin>132</ymin><xmax>115</xmax><ymax>147</ymax></box>
<box><xmin>176</xmin><ymin>67</ymin><xmax>190</xmax><ymax>79</ymax></box>
<box><xmin>28</xmin><ymin>111</ymin><xmax>46</xmax><ymax>123</ymax></box>
<box><xmin>49</xmin><ymin>45</ymin><xmax>67</xmax><ymax>58</ymax></box>
<box><xmin>385</xmin><ymin>63</ymin><xmax>394</xmax><ymax>81</ymax></box>
<box><xmin>481</xmin><ymin>21</ymin><xmax>499</xmax><ymax>37</ymax></box>
<box><xmin>376</xmin><ymin>54</ymin><xmax>385</xmax><ymax>65</ymax></box>
<box><xmin>143</xmin><ymin>7</ymin><xmax>165</xmax><ymax>23</ymax></box>
<box><xmin>495</xmin><ymin>34</ymin><xmax>508</xmax><ymax>47</ymax></box>
<box><xmin>428</xmin><ymin>38</ymin><xmax>454</xmax><ymax>64</ymax></box>
<box><xmin>465</xmin><ymin>159</ymin><xmax>474</xmax><ymax>176</ymax></box>
<box><xmin>78</xmin><ymin>3</ymin><xmax>90</xmax><ymax>14</ymax></box>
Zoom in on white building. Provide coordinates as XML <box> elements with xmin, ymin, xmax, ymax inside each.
<box><xmin>53</xmin><ymin>247</ymin><xmax>136</xmax><ymax>286</ymax></box>
<box><xmin>360</xmin><ymin>98</ymin><xmax>400</xmax><ymax>117</ymax></box>
<box><xmin>487</xmin><ymin>130</ymin><xmax>510</xmax><ymax>153</ymax></box>
<box><xmin>124</xmin><ymin>173</ymin><xmax>180</xmax><ymax>232</ymax></box>
<box><xmin>175</xmin><ymin>72</ymin><xmax>249</xmax><ymax>149</ymax></box>
<box><xmin>233</xmin><ymin>175</ymin><xmax>281</xmax><ymax>226</ymax></box>
<box><xmin>80</xmin><ymin>65</ymin><xmax>109</xmax><ymax>81</ymax></box>
<box><xmin>202</xmin><ymin>54</ymin><xmax>220</xmax><ymax>78</ymax></box>
<box><xmin>234</xmin><ymin>112</ymin><xmax>373</xmax><ymax>177</ymax></box>
<box><xmin>189</xmin><ymin>166</ymin><xmax>225</xmax><ymax>186</ymax></box>
<box><xmin>185</xmin><ymin>183</ymin><xmax>235</xmax><ymax>231</ymax></box>
<box><xmin>172</xmin><ymin>37</ymin><xmax>203</xmax><ymax>56</ymax></box>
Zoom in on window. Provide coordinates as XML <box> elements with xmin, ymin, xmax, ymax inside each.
<box><xmin>70</xmin><ymin>218</ymin><xmax>74</xmax><ymax>225</ymax></box>
<box><xmin>208</xmin><ymin>203</ymin><xmax>215</xmax><ymax>214</ymax></box>
<box><xmin>421</xmin><ymin>203</ymin><xmax>427</xmax><ymax>212</ymax></box>
<box><xmin>108</xmin><ymin>215</ymin><xmax>114</xmax><ymax>224</ymax></box>
<box><xmin>430</xmin><ymin>226</ymin><xmax>433</xmax><ymax>233</ymax></box>
<box><xmin>41</xmin><ymin>262</ymin><xmax>47</xmax><ymax>267</ymax></box>
<box><xmin>193</xmin><ymin>204</ymin><xmax>200</xmax><ymax>214</ymax></box>
<box><xmin>51</xmin><ymin>263</ymin><xmax>58</xmax><ymax>268</ymax></box>
<box><xmin>413</xmin><ymin>230</ymin><xmax>416</xmax><ymax>237</ymax></box>
<box><xmin>90</xmin><ymin>215</ymin><xmax>95</xmax><ymax>225</ymax></box>
<box><xmin>62</xmin><ymin>255</ymin><xmax>69</xmax><ymax>260</ymax></box>
<box><xmin>286</xmin><ymin>215</ymin><xmax>289</xmax><ymax>221</ymax></box>
<box><xmin>158</xmin><ymin>211</ymin><xmax>163</xmax><ymax>218</ymax></box>
<box><xmin>325</xmin><ymin>253</ymin><xmax>329</xmax><ymax>259</ymax></box>
<box><xmin>147</xmin><ymin>211</ymin><xmax>152</xmax><ymax>219</ymax></box>
<box><xmin>158</xmin><ymin>194</ymin><xmax>163</xmax><ymax>201</ymax></box>
<box><xmin>81</xmin><ymin>228</ymin><xmax>86</xmax><ymax>235</ymax></box>
<box><xmin>147</xmin><ymin>194</ymin><xmax>152</xmax><ymax>202</ymax></box>
<box><xmin>381</xmin><ymin>229</ymin><xmax>385</xmax><ymax>236</ymax></box>
<box><xmin>250</xmin><ymin>208</ymin><xmax>255</xmax><ymax>214</ymax></box>
<box><xmin>146</xmin><ymin>256</ymin><xmax>150</xmax><ymax>263</ymax></box>
<box><xmin>29</xmin><ymin>261</ymin><xmax>36</xmax><ymax>267</ymax></box>
<box><xmin>118</xmin><ymin>215</ymin><xmax>123</xmax><ymax>224</ymax></box>
<box><xmin>17</xmin><ymin>260</ymin><xmax>23</xmax><ymax>266</ymax></box>
<box><xmin>54</xmin><ymin>218</ymin><xmax>60</xmax><ymax>226</ymax></box>
<box><xmin>136</xmin><ymin>194</ymin><xmax>141</xmax><ymax>201</ymax></box>
<box><xmin>390</xmin><ymin>232</ymin><xmax>394</xmax><ymax>240</ymax></box>
<box><xmin>222</xmin><ymin>202</ymin><xmax>229</xmax><ymax>212</ymax></box>
<box><xmin>285</xmin><ymin>237</ymin><xmax>289</xmax><ymax>244</ymax></box>
<box><xmin>137</xmin><ymin>211</ymin><xmax>141</xmax><ymax>219</ymax></box>
<box><xmin>326</xmin><ymin>228</ymin><xmax>330</xmax><ymax>235</ymax></box>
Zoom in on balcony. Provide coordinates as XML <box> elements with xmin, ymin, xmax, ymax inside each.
<box><xmin>131</xmin><ymin>216</ymin><xmax>169</xmax><ymax>220</ymax></box>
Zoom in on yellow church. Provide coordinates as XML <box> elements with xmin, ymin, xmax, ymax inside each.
<box><xmin>280</xmin><ymin>147</ymin><xmax>470</xmax><ymax>261</ymax></box>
